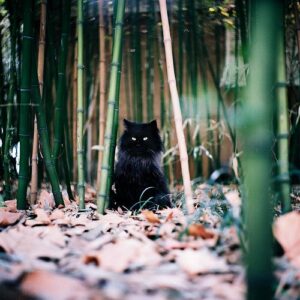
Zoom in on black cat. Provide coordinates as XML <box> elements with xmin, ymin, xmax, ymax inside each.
<box><xmin>109</xmin><ymin>119</ymin><xmax>171</xmax><ymax>210</ymax></box>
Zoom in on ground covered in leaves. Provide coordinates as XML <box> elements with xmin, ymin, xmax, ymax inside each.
<box><xmin>0</xmin><ymin>184</ymin><xmax>299</xmax><ymax>300</ymax></box>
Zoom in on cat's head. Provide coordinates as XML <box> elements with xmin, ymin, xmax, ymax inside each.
<box><xmin>119</xmin><ymin>119</ymin><xmax>163</xmax><ymax>156</ymax></box>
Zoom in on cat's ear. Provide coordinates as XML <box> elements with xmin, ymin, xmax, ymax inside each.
<box><xmin>149</xmin><ymin>120</ymin><xmax>158</xmax><ymax>130</ymax></box>
<box><xmin>123</xmin><ymin>119</ymin><xmax>132</xmax><ymax>129</ymax></box>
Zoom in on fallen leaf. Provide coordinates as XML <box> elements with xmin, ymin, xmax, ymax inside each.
<box><xmin>273</xmin><ymin>211</ymin><xmax>300</xmax><ymax>268</ymax></box>
<box><xmin>62</xmin><ymin>191</ymin><xmax>71</xmax><ymax>206</ymax></box>
<box><xmin>0</xmin><ymin>209</ymin><xmax>22</xmax><ymax>226</ymax></box>
<box><xmin>176</xmin><ymin>248</ymin><xmax>228</xmax><ymax>275</ymax></box>
<box><xmin>142</xmin><ymin>210</ymin><xmax>161</xmax><ymax>224</ymax></box>
<box><xmin>37</xmin><ymin>190</ymin><xmax>55</xmax><ymax>210</ymax></box>
<box><xmin>165</xmin><ymin>211</ymin><xmax>174</xmax><ymax>222</ymax></box>
<box><xmin>84</xmin><ymin>239</ymin><xmax>161</xmax><ymax>272</ymax></box>
<box><xmin>4</xmin><ymin>200</ymin><xmax>17</xmax><ymax>212</ymax></box>
<box><xmin>25</xmin><ymin>208</ymin><xmax>51</xmax><ymax>226</ymax></box>
<box><xmin>21</xmin><ymin>270</ymin><xmax>94</xmax><ymax>300</ymax></box>
<box><xmin>188</xmin><ymin>224</ymin><xmax>215</xmax><ymax>239</ymax></box>
<box><xmin>225</xmin><ymin>190</ymin><xmax>241</xmax><ymax>218</ymax></box>
<box><xmin>49</xmin><ymin>209</ymin><xmax>65</xmax><ymax>221</ymax></box>
<box><xmin>0</xmin><ymin>226</ymin><xmax>68</xmax><ymax>260</ymax></box>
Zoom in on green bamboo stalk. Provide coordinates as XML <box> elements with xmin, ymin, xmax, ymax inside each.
<box><xmin>32</xmin><ymin>56</ymin><xmax>64</xmax><ymax>206</ymax></box>
<box><xmin>0</xmin><ymin>12</ymin><xmax>5</xmax><ymax>160</ymax></box>
<box><xmin>242</xmin><ymin>0</ymin><xmax>280</xmax><ymax>298</ymax></box>
<box><xmin>214</xmin><ymin>24</ymin><xmax>222</xmax><ymax>169</ymax></box>
<box><xmin>132</xmin><ymin>0</ymin><xmax>143</xmax><ymax>122</ymax></box>
<box><xmin>177</xmin><ymin>0</ymin><xmax>183</xmax><ymax>109</ymax></box>
<box><xmin>97</xmin><ymin>0</ymin><xmax>126</xmax><ymax>213</ymax></box>
<box><xmin>146</xmin><ymin>0</ymin><xmax>155</xmax><ymax>121</ymax></box>
<box><xmin>236</xmin><ymin>0</ymin><xmax>249</xmax><ymax>64</ymax></box>
<box><xmin>77</xmin><ymin>0</ymin><xmax>85</xmax><ymax>209</ymax></box>
<box><xmin>233</xmin><ymin>4</ymin><xmax>239</xmax><ymax>153</ymax></box>
<box><xmin>3</xmin><ymin>0</ymin><xmax>17</xmax><ymax>200</ymax></box>
<box><xmin>53</xmin><ymin>0</ymin><xmax>71</xmax><ymax>162</ymax></box>
<box><xmin>17</xmin><ymin>0</ymin><xmax>34</xmax><ymax>210</ymax></box>
<box><xmin>63</xmin><ymin>121</ymin><xmax>74</xmax><ymax>200</ymax></box>
<box><xmin>276</xmin><ymin>5</ymin><xmax>291</xmax><ymax>213</ymax></box>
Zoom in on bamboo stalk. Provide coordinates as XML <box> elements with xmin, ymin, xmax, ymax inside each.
<box><xmin>97</xmin><ymin>0</ymin><xmax>126</xmax><ymax>213</ymax></box>
<box><xmin>53</xmin><ymin>1</ymin><xmax>71</xmax><ymax>162</ymax></box>
<box><xmin>276</xmin><ymin>6</ymin><xmax>291</xmax><ymax>213</ymax></box>
<box><xmin>30</xmin><ymin>0</ymin><xmax>47</xmax><ymax>205</ymax></box>
<box><xmin>77</xmin><ymin>0</ymin><xmax>85</xmax><ymax>209</ymax></box>
<box><xmin>17</xmin><ymin>0</ymin><xmax>34</xmax><ymax>210</ymax></box>
<box><xmin>159</xmin><ymin>0</ymin><xmax>193</xmax><ymax>214</ymax></box>
<box><xmin>146</xmin><ymin>0</ymin><xmax>155</xmax><ymax>121</ymax></box>
<box><xmin>32</xmin><ymin>56</ymin><xmax>64</xmax><ymax>207</ymax></box>
<box><xmin>72</xmin><ymin>41</ymin><xmax>78</xmax><ymax>181</ymax></box>
<box><xmin>242</xmin><ymin>0</ymin><xmax>279</xmax><ymax>298</ymax></box>
<box><xmin>96</xmin><ymin>0</ymin><xmax>106</xmax><ymax>190</ymax></box>
<box><xmin>132</xmin><ymin>0</ymin><xmax>143</xmax><ymax>122</ymax></box>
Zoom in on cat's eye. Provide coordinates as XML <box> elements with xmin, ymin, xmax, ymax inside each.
<box><xmin>131</xmin><ymin>137</ymin><xmax>136</xmax><ymax>141</ymax></box>
<box><xmin>143</xmin><ymin>137</ymin><xmax>148</xmax><ymax>141</ymax></box>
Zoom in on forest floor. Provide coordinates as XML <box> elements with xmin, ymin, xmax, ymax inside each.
<box><xmin>0</xmin><ymin>184</ymin><xmax>299</xmax><ymax>300</ymax></box>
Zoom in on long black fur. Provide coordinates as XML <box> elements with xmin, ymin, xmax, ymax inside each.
<box><xmin>109</xmin><ymin>119</ymin><xmax>171</xmax><ymax>210</ymax></box>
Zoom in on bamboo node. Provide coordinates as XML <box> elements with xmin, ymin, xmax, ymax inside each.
<box><xmin>115</xmin><ymin>21</ymin><xmax>124</xmax><ymax>27</ymax></box>
<box><xmin>168</xmin><ymin>79</ymin><xmax>176</xmax><ymax>84</ymax></box>
<box><xmin>77</xmin><ymin>64</ymin><xmax>85</xmax><ymax>70</ymax></box>
<box><xmin>101</xmin><ymin>166</ymin><xmax>111</xmax><ymax>170</ymax></box>
<box><xmin>37</xmin><ymin>126</ymin><xmax>48</xmax><ymax>133</ymax></box>
<box><xmin>275</xmin><ymin>81</ymin><xmax>287</xmax><ymax>88</ymax></box>
<box><xmin>22</xmin><ymin>35</ymin><xmax>34</xmax><ymax>40</ymax></box>
<box><xmin>77</xmin><ymin>108</ymin><xmax>84</xmax><ymax>113</ymax></box>
<box><xmin>19</xmin><ymin>133</ymin><xmax>30</xmax><ymax>137</ymax></box>
<box><xmin>52</xmin><ymin>190</ymin><xmax>62</xmax><ymax>196</ymax></box>
<box><xmin>107</xmin><ymin>100</ymin><xmax>115</xmax><ymax>106</ymax></box>
<box><xmin>277</xmin><ymin>133</ymin><xmax>289</xmax><ymax>139</ymax></box>
<box><xmin>111</xmin><ymin>62</ymin><xmax>120</xmax><ymax>67</ymax></box>
<box><xmin>97</xmin><ymin>193</ymin><xmax>108</xmax><ymax>198</ymax></box>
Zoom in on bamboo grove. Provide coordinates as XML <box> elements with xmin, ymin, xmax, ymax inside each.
<box><xmin>0</xmin><ymin>0</ymin><xmax>300</xmax><ymax>298</ymax></box>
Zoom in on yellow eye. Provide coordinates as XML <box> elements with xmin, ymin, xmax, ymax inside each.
<box><xmin>143</xmin><ymin>137</ymin><xmax>148</xmax><ymax>141</ymax></box>
<box><xmin>131</xmin><ymin>137</ymin><xmax>136</xmax><ymax>141</ymax></box>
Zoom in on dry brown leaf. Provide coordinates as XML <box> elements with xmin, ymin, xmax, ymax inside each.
<box><xmin>25</xmin><ymin>208</ymin><xmax>51</xmax><ymax>226</ymax></box>
<box><xmin>37</xmin><ymin>190</ymin><xmax>55</xmax><ymax>209</ymax></box>
<box><xmin>176</xmin><ymin>248</ymin><xmax>228</xmax><ymax>275</ymax></box>
<box><xmin>165</xmin><ymin>211</ymin><xmax>174</xmax><ymax>222</ymax></box>
<box><xmin>4</xmin><ymin>200</ymin><xmax>17</xmax><ymax>212</ymax></box>
<box><xmin>188</xmin><ymin>224</ymin><xmax>214</xmax><ymax>239</ymax></box>
<box><xmin>273</xmin><ymin>211</ymin><xmax>300</xmax><ymax>268</ymax></box>
<box><xmin>62</xmin><ymin>191</ymin><xmax>72</xmax><ymax>206</ymax></box>
<box><xmin>225</xmin><ymin>190</ymin><xmax>241</xmax><ymax>218</ymax></box>
<box><xmin>0</xmin><ymin>226</ymin><xmax>68</xmax><ymax>260</ymax></box>
<box><xmin>0</xmin><ymin>209</ymin><xmax>22</xmax><ymax>226</ymax></box>
<box><xmin>142</xmin><ymin>210</ymin><xmax>161</xmax><ymax>224</ymax></box>
<box><xmin>49</xmin><ymin>209</ymin><xmax>65</xmax><ymax>221</ymax></box>
<box><xmin>84</xmin><ymin>239</ymin><xmax>161</xmax><ymax>272</ymax></box>
<box><xmin>21</xmin><ymin>270</ymin><xmax>94</xmax><ymax>300</ymax></box>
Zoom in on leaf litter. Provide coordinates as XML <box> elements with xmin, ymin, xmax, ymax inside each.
<box><xmin>0</xmin><ymin>184</ymin><xmax>299</xmax><ymax>299</ymax></box>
